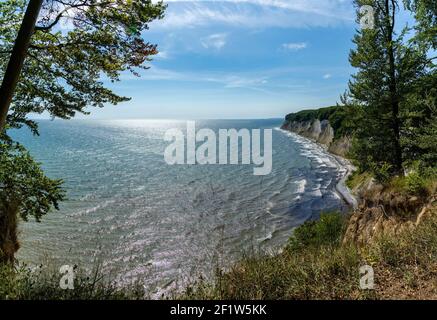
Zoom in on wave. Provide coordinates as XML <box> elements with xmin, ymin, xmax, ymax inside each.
<box><xmin>293</xmin><ymin>179</ymin><xmax>307</xmax><ymax>194</ymax></box>
<box><xmin>68</xmin><ymin>199</ymin><xmax>117</xmax><ymax>217</ymax></box>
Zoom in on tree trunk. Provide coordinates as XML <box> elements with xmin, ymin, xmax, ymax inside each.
<box><xmin>0</xmin><ymin>199</ymin><xmax>20</xmax><ymax>264</ymax></box>
<box><xmin>385</xmin><ymin>0</ymin><xmax>404</xmax><ymax>175</ymax></box>
<box><xmin>0</xmin><ymin>0</ymin><xmax>43</xmax><ymax>132</ymax></box>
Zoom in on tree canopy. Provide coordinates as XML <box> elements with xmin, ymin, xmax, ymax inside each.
<box><xmin>404</xmin><ymin>0</ymin><xmax>437</xmax><ymax>49</ymax></box>
<box><xmin>0</xmin><ymin>0</ymin><xmax>165</xmax><ymax>134</ymax></box>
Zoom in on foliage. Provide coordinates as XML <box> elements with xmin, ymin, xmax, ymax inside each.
<box><xmin>346</xmin><ymin>1</ymin><xmax>418</xmax><ymax>174</ymax></box>
<box><xmin>0</xmin><ymin>263</ymin><xmax>146</xmax><ymax>299</ymax></box>
<box><xmin>0</xmin><ymin>136</ymin><xmax>64</xmax><ymax>222</ymax></box>
<box><xmin>370</xmin><ymin>162</ymin><xmax>393</xmax><ymax>184</ymax></box>
<box><xmin>346</xmin><ymin>171</ymin><xmax>373</xmax><ymax>190</ymax></box>
<box><xmin>404</xmin><ymin>171</ymin><xmax>428</xmax><ymax>195</ymax></box>
<box><xmin>339</xmin><ymin>0</ymin><xmax>436</xmax><ymax>178</ymax></box>
<box><xmin>0</xmin><ymin>135</ymin><xmax>64</xmax><ymax>262</ymax></box>
<box><xmin>401</xmin><ymin>72</ymin><xmax>437</xmax><ymax>169</ymax></box>
<box><xmin>287</xmin><ymin>212</ymin><xmax>345</xmax><ymax>251</ymax></box>
<box><xmin>390</xmin><ymin>163</ymin><xmax>437</xmax><ymax>196</ymax></box>
<box><xmin>285</xmin><ymin>105</ymin><xmax>357</xmax><ymax>139</ymax></box>
<box><xmin>285</xmin><ymin>106</ymin><xmax>338</xmax><ymax>123</ymax></box>
<box><xmin>404</xmin><ymin>0</ymin><xmax>437</xmax><ymax>49</ymax></box>
<box><xmin>0</xmin><ymin>0</ymin><xmax>165</xmax><ymax>134</ymax></box>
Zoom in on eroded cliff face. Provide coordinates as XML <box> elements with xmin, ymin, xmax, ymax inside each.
<box><xmin>328</xmin><ymin>136</ymin><xmax>352</xmax><ymax>158</ymax></box>
<box><xmin>343</xmin><ymin>178</ymin><xmax>437</xmax><ymax>246</ymax></box>
<box><xmin>281</xmin><ymin>119</ymin><xmax>351</xmax><ymax>157</ymax></box>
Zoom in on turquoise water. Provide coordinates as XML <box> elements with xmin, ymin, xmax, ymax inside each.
<box><xmin>11</xmin><ymin>119</ymin><xmax>348</xmax><ymax>295</ymax></box>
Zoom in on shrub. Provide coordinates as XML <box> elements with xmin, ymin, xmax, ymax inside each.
<box><xmin>371</xmin><ymin>162</ymin><xmax>393</xmax><ymax>184</ymax></box>
<box><xmin>287</xmin><ymin>212</ymin><xmax>345</xmax><ymax>251</ymax></box>
<box><xmin>404</xmin><ymin>171</ymin><xmax>428</xmax><ymax>196</ymax></box>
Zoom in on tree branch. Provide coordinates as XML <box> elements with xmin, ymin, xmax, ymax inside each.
<box><xmin>34</xmin><ymin>1</ymin><xmax>111</xmax><ymax>32</ymax></box>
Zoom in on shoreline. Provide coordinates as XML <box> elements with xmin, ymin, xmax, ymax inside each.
<box><xmin>280</xmin><ymin>128</ymin><xmax>358</xmax><ymax>210</ymax></box>
<box><xmin>331</xmin><ymin>153</ymin><xmax>358</xmax><ymax>209</ymax></box>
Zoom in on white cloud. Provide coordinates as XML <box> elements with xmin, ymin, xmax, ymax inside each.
<box><xmin>201</xmin><ymin>33</ymin><xmax>228</xmax><ymax>50</ymax></box>
<box><xmin>131</xmin><ymin>66</ymin><xmax>271</xmax><ymax>91</ymax></box>
<box><xmin>282</xmin><ymin>42</ymin><xmax>307</xmax><ymax>51</ymax></box>
<box><xmin>155</xmin><ymin>50</ymin><xmax>169</xmax><ymax>59</ymax></box>
<box><xmin>221</xmin><ymin>75</ymin><xmax>268</xmax><ymax>88</ymax></box>
<box><xmin>151</xmin><ymin>0</ymin><xmax>354</xmax><ymax>29</ymax></box>
<box><xmin>156</xmin><ymin>0</ymin><xmax>352</xmax><ymax>16</ymax></box>
<box><xmin>323</xmin><ymin>73</ymin><xmax>332</xmax><ymax>79</ymax></box>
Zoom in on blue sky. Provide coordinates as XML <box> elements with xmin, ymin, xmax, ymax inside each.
<box><xmin>82</xmin><ymin>0</ymin><xmax>359</xmax><ymax>119</ymax></box>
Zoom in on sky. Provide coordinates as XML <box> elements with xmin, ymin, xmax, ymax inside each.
<box><xmin>79</xmin><ymin>0</ymin><xmax>360</xmax><ymax>119</ymax></box>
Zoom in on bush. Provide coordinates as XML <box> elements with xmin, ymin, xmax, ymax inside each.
<box><xmin>388</xmin><ymin>164</ymin><xmax>435</xmax><ymax>197</ymax></box>
<box><xmin>404</xmin><ymin>171</ymin><xmax>428</xmax><ymax>196</ymax></box>
<box><xmin>287</xmin><ymin>212</ymin><xmax>345</xmax><ymax>251</ymax></box>
<box><xmin>371</xmin><ymin>162</ymin><xmax>393</xmax><ymax>184</ymax></box>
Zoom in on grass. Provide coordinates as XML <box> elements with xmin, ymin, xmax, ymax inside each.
<box><xmin>0</xmin><ymin>263</ymin><xmax>146</xmax><ymax>300</ymax></box>
<box><xmin>389</xmin><ymin>169</ymin><xmax>437</xmax><ymax>198</ymax></box>
<box><xmin>347</xmin><ymin>165</ymin><xmax>437</xmax><ymax>198</ymax></box>
<box><xmin>346</xmin><ymin>171</ymin><xmax>373</xmax><ymax>190</ymax></box>
<box><xmin>180</xmin><ymin>212</ymin><xmax>437</xmax><ymax>300</ymax></box>
<box><xmin>180</xmin><ymin>213</ymin><xmax>367</xmax><ymax>300</ymax></box>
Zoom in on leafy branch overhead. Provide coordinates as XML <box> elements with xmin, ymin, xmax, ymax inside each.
<box><xmin>404</xmin><ymin>0</ymin><xmax>437</xmax><ymax>49</ymax></box>
<box><xmin>0</xmin><ymin>0</ymin><xmax>166</xmax><ymax>134</ymax></box>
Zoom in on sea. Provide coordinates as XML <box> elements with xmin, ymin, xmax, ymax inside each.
<box><xmin>10</xmin><ymin>119</ymin><xmax>349</xmax><ymax>296</ymax></box>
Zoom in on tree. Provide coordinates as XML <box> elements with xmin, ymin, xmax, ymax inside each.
<box><xmin>401</xmin><ymin>62</ymin><xmax>437</xmax><ymax>168</ymax></box>
<box><xmin>347</xmin><ymin>0</ymin><xmax>429</xmax><ymax>177</ymax></box>
<box><xmin>0</xmin><ymin>0</ymin><xmax>166</xmax><ymax>134</ymax></box>
<box><xmin>0</xmin><ymin>0</ymin><xmax>165</xmax><ymax>262</ymax></box>
<box><xmin>401</xmin><ymin>1</ymin><xmax>437</xmax><ymax>169</ymax></box>
<box><xmin>0</xmin><ymin>136</ymin><xmax>65</xmax><ymax>263</ymax></box>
